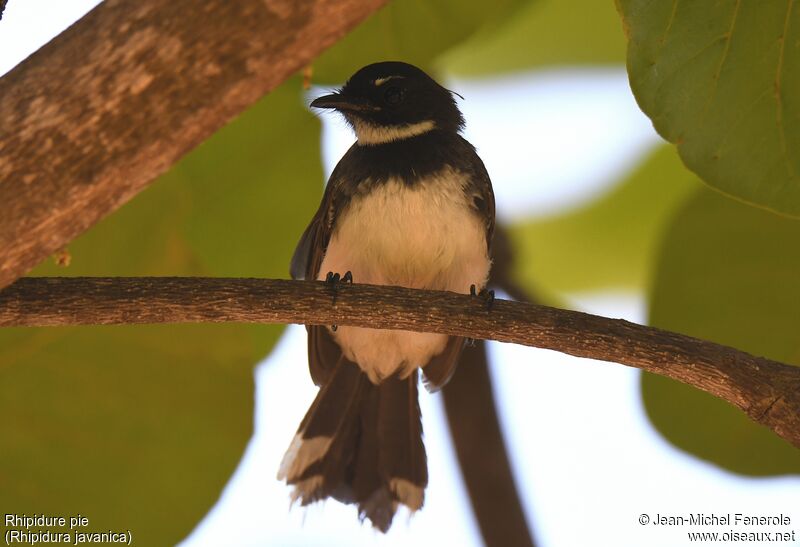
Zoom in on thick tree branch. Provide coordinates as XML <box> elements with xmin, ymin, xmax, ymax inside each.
<box><xmin>2</xmin><ymin>276</ymin><xmax>800</xmax><ymax>449</ymax></box>
<box><xmin>0</xmin><ymin>0</ymin><xmax>387</xmax><ymax>290</ymax></box>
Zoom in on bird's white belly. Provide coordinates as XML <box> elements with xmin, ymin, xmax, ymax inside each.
<box><xmin>318</xmin><ymin>171</ymin><xmax>490</xmax><ymax>382</ymax></box>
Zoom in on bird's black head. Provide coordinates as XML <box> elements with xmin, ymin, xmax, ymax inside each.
<box><xmin>310</xmin><ymin>61</ymin><xmax>465</xmax><ymax>146</ymax></box>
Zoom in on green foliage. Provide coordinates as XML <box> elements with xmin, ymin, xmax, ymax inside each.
<box><xmin>618</xmin><ymin>0</ymin><xmax>800</xmax><ymax>216</ymax></box>
<box><xmin>5</xmin><ymin>0</ymin><xmax>800</xmax><ymax>541</ymax></box>
<box><xmin>442</xmin><ymin>0</ymin><xmax>627</xmax><ymax>75</ymax></box>
<box><xmin>644</xmin><ymin>187</ymin><xmax>800</xmax><ymax>475</ymax></box>
<box><xmin>511</xmin><ymin>146</ymin><xmax>697</xmax><ymax>295</ymax></box>
<box><xmin>0</xmin><ymin>324</ymin><xmax>253</xmax><ymax>545</ymax></box>
<box><xmin>312</xmin><ymin>0</ymin><xmax>527</xmax><ymax>82</ymax></box>
<box><xmin>0</xmin><ymin>78</ymin><xmax>321</xmax><ymax>543</ymax></box>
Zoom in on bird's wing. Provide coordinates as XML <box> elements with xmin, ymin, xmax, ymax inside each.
<box><xmin>290</xmin><ymin>142</ymin><xmax>359</xmax><ymax>281</ymax></box>
<box><xmin>421</xmin><ymin>336</ymin><xmax>466</xmax><ymax>391</ymax></box>
<box><xmin>289</xmin><ymin>218</ymin><xmax>318</xmax><ymax>281</ymax></box>
<box><xmin>465</xmin><ymin>137</ymin><xmax>496</xmax><ymax>254</ymax></box>
<box><xmin>290</xmin><ymin>153</ymin><xmax>355</xmax><ymax>386</ymax></box>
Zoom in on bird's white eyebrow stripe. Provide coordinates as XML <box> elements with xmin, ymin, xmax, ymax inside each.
<box><xmin>374</xmin><ymin>75</ymin><xmax>404</xmax><ymax>86</ymax></box>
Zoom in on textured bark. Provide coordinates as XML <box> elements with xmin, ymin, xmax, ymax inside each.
<box><xmin>0</xmin><ymin>0</ymin><xmax>387</xmax><ymax>290</ymax></box>
<box><xmin>2</xmin><ymin>276</ymin><xmax>800</xmax><ymax>450</ymax></box>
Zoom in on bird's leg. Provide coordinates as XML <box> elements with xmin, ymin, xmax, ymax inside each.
<box><xmin>325</xmin><ymin>270</ymin><xmax>353</xmax><ymax>331</ymax></box>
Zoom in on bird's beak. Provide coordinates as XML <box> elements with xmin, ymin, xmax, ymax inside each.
<box><xmin>310</xmin><ymin>93</ymin><xmax>378</xmax><ymax>112</ymax></box>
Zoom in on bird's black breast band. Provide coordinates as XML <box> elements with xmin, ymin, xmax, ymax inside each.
<box><xmin>330</xmin><ymin>130</ymin><xmax>487</xmax><ymax>194</ymax></box>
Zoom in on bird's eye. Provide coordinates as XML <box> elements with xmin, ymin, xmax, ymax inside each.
<box><xmin>384</xmin><ymin>86</ymin><xmax>404</xmax><ymax>106</ymax></box>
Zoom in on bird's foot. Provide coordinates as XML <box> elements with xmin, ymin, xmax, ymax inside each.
<box><xmin>325</xmin><ymin>270</ymin><xmax>354</xmax><ymax>286</ymax></box>
<box><xmin>470</xmin><ymin>284</ymin><xmax>495</xmax><ymax>311</ymax></box>
<box><xmin>325</xmin><ymin>271</ymin><xmax>353</xmax><ymax>331</ymax></box>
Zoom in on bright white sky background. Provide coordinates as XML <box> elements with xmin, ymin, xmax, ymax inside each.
<box><xmin>2</xmin><ymin>2</ymin><xmax>799</xmax><ymax>546</ymax></box>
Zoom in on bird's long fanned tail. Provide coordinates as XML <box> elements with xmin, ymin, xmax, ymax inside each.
<box><xmin>278</xmin><ymin>360</ymin><xmax>428</xmax><ymax>532</ymax></box>
<box><xmin>377</xmin><ymin>371</ymin><xmax>426</xmax><ymax>513</ymax></box>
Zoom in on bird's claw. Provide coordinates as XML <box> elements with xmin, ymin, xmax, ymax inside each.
<box><xmin>470</xmin><ymin>284</ymin><xmax>495</xmax><ymax>311</ymax></box>
<box><xmin>325</xmin><ymin>271</ymin><xmax>354</xmax><ymax>330</ymax></box>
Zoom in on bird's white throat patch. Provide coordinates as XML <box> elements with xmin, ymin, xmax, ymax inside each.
<box><xmin>354</xmin><ymin>119</ymin><xmax>436</xmax><ymax>145</ymax></box>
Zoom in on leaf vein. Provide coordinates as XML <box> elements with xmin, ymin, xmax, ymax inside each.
<box><xmin>658</xmin><ymin>0</ymin><xmax>680</xmax><ymax>51</ymax></box>
<box><xmin>650</xmin><ymin>35</ymin><xmax>728</xmax><ymax>122</ymax></box>
<box><xmin>702</xmin><ymin>0</ymin><xmax>742</xmax><ymax>118</ymax></box>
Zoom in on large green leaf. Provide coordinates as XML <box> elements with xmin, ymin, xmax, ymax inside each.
<box><xmin>0</xmin><ymin>78</ymin><xmax>322</xmax><ymax>544</ymax></box>
<box><xmin>618</xmin><ymin>0</ymin><xmax>800</xmax><ymax>216</ymax></box>
<box><xmin>510</xmin><ymin>146</ymin><xmax>698</xmax><ymax>295</ymax></box>
<box><xmin>311</xmin><ymin>0</ymin><xmax>527</xmax><ymax>83</ymax></box>
<box><xmin>644</xmin><ymin>187</ymin><xmax>800</xmax><ymax>475</ymax></box>
<box><xmin>441</xmin><ymin>0</ymin><xmax>627</xmax><ymax>76</ymax></box>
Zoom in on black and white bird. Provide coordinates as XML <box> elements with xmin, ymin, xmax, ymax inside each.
<box><xmin>278</xmin><ymin>61</ymin><xmax>495</xmax><ymax>532</ymax></box>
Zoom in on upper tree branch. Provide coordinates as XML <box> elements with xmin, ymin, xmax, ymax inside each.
<box><xmin>0</xmin><ymin>0</ymin><xmax>387</xmax><ymax>290</ymax></box>
<box><xmin>2</xmin><ymin>276</ymin><xmax>799</xmax><ymax>449</ymax></box>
